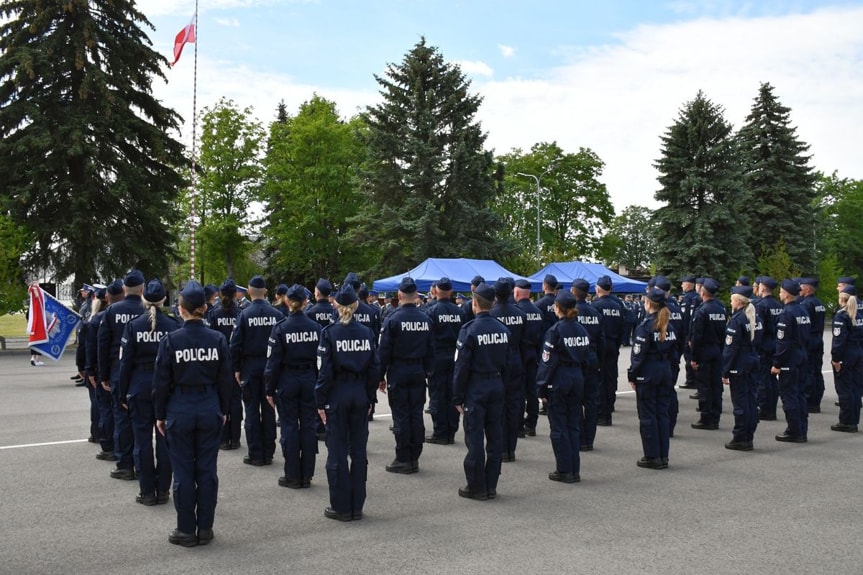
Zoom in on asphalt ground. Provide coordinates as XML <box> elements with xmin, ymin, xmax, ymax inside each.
<box><xmin>0</xmin><ymin>345</ymin><xmax>861</xmax><ymax>575</ymax></box>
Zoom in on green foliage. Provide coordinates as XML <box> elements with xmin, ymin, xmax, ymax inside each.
<box><xmin>350</xmin><ymin>38</ymin><xmax>511</xmax><ymax>277</ymax></box>
<box><xmin>0</xmin><ymin>215</ymin><xmax>29</xmax><ymax>312</ymax></box>
<box><xmin>816</xmin><ymin>252</ymin><xmax>841</xmax><ymax>315</ymax></box>
<box><xmin>0</xmin><ymin>0</ymin><xmax>185</xmax><ymax>285</ymax></box>
<box><xmin>737</xmin><ymin>83</ymin><xmax>817</xmax><ymax>271</ymax></box>
<box><xmin>756</xmin><ymin>238</ymin><xmax>800</xmax><ymax>283</ymax></box>
<box><xmin>653</xmin><ymin>90</ymin><xmax>750</xmax><ymax>285</ymax></box>
<box><xmin>260</xmin><ymin>95</ymin><xmax>372</xmax><ymax>285</ymax></box>
<box><xmin>194</xmin><ymin>98</ymin><xmax>264</xmax><ymax>283</ymax></box>
<box><xmin>814</xmin><ymin>172</ymin><xmax>863</xmax><ymax>273</ymax></box>
<box><xmin>599</xmin><ymin>205</ymin><xmax>657</xmax><ymax>271</ymax></box>
<box><xmin>495</xmin><ymin>142</ymin><xmax>614</xmax><ymax>268</ymax></box>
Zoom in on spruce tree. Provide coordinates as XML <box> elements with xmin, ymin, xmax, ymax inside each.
<box><xmin>737</xmin><ymin>82</ymin><xmax>818</xmax><ymax>272</ymax></box>
<box><xmin>350</xmin><ymin>38</ymin><xmax>510</xmax><ymax>276</ymax></box>
<box><xmin>653</xmin><ymin>90</ymin><xmax>750</xmax><ymax>283</ymax></box>
<box><xmin>0</xmin><ymin>0</ymin><xmax>185</xmax><ymax>285</ymax></box>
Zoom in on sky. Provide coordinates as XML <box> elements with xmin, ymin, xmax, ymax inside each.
<box><xmin>138</xmin><ymin>0</ymin><xmax>863</xmax><ymax>211</ymax></box>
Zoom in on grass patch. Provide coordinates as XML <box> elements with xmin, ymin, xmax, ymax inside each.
<box><xmin>0</xmin><ymin>313</ymin><xmax>28</xmax><ymax>337</ymax></box>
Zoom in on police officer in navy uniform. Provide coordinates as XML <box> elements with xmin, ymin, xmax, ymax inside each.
<box><xmin>592</xmin><ymin>275</ymin><xmax>624</xmax><ymax>426</ymax></box>
<box><xmin>771</xmin><ymin>279</ymin><xmax>811</xmax><ymax>443</ymax></box>
<box><xmin>264</xmin><ymin>284</ymin><xmax>322</xmax><ymax>488</ymax></box>
<box><xmin>207</xmin><ymin>279</ymin><xmax>243</xmax><ymax>450</ymax></box>
<box><xmin>307</xmin><ymin>278</ymin><xmax>335</xmax><ymax>327</ymax></box>
<box><xmin>378</xmin><ymin>277</ymin><xmax>434</xmax><ymax>473</ymax></box>
<box><xmin>315</xmin><ymin>284</ymin><xmax>379</xmax><ymax>521</ymax></box>
<box><xmin>679</xmin><ymin>275</ymin><xmax>699</xmax><ymax>389</ymax></box>
<box><xmin>798</xmin><ymin>278</ymin><xmax>826</xmax><ymax>413</ymax></box>
<box><xmin>755</xmin><ymin>277</ymin><xmax>783</xmax><ymax>421</ymax></box>
<box><xmin>570</xmin><ymin>279</ymin><xmax>604</xmax><ymax>451</ymax></box>
<box><xmin>461</xmin><ymin>275</ymin><xmax>485</xmax><ymax>322</ymax></box>
<box><xmin>829</xmin><ymin>285</ymin><xmax>862</xmax><ymax>432</ymax></box>
<box><xmin>230</xmin><ymin>275</ymin><xmax>284</xmax><ymax>466</ymax></box>
<box><xmin>453</xmin><ymin>283</ymin><xmax>510</xmax><ymax>501</ymax></box>
<box><xmin>98</xmin><ymin>269</ymin><xmax>147</xmax><ymax>480</ymax></box>
<box><xmin>490</xmin><ymin>278</ymin><xmax>527</xmax><ymax>462</ymax></box>
<box><xmin>537</xmin><ymin>290</ymin><xmax>591</xmax><ymax>483</ymax></box>
<box><xmin>118</xmin><ymin>278</ymin><xmax>182</xmax><ymax>505</ymax></box>
<box><xmin>425</xmin><ymin>277</ymin><xmax>465</xmax><ymax>444</ymax></box>
<box><xmin>204</xmin><ymin>284</ymin><xmax>219</xmax><ymax>313</ymax></box>
<box><xmin>722</xmin><ymin>286</ymin><xmax>762</xmax><ymax>450</ymax></box>
<box><xmin>655</xmin><ymin>276</ymin><xmax>684</xmax><ymax>437</ymax></box>
<box><xmin>154</xmin><ymin>280</ymin><xmax>233</xmax><ymax>547</ymax></box>
<box><xmin>628</xmin><ymin>287</ymin><xmax>677</xmax><ymax>469</ymax></box>
<box><xmin>272</xmin><ymin>284</ymin><xmax>289</xmax><ymax>315</ymax></box>
<box><xmin>514</xmin><ymin>279</ymin><xmax>543</xmax><ymax>437</ymax></box>
<box><xmin>343</xmin><ymin>273</ymin><xmax>382</xmax><ymax>421</ymax></box>
<box><xmin>690</xmin><ymin>278</ymin><xmax>726</xmax><ymax>430</ymax></box>
<box><xmin>88</xmin><ymin>284</ymin><xmax>117</xmax><ymax>461</ymax></box>
<box><xmin>534</xmin><ymin>274</ymin><xmax>559</xmax><ymax>332</ymax></box>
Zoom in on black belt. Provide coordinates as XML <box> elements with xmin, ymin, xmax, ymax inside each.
<box><xmin>393</xmin><ymin>358</ymin><xmax>423</xmax><ymax>365</ymax></box>
<box><xmin>284</xmin><ymin>363</ymin><xmax>314</xmax><ymax>370</ymax></box>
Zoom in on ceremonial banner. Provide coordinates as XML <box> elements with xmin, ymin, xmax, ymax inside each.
<box><xmin>27</xmin><ymin>284</ymin><xmax>81</xmax><ymax>361</ymax></box>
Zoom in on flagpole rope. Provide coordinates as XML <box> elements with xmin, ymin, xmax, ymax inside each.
<box><xmin>189</xmin><ymin>3</ymin><xmax>199</xmax><ymax>280</ymax></box>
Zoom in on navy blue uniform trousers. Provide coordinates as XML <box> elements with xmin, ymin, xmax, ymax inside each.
<box><xmin>166</xmin><ymin>388</ymin><xmax>222</xmax><ymax>534</ymax></box>
<box><xmin>275</xmin><ymin>368</ymin><xmax>318</xmax><ymax>481</ymax></box>
<box><xmin>324</xmin><ymin>376</ymin><xmax>369</xmax><ymax>516</ymax></box>
<box><xmin>129</xmin><ymin>368</ymin><xmax>171</xmax><ymax>496</ymax></box>
<box><xmin>462</xmin><ymin>376</ymin><xmax>504</xmax><ymax>495</ymax></box>
<box><xmin>548</xmin><ymin>365</ymin><xmax>584</xmax><ymax>475</ymax></box>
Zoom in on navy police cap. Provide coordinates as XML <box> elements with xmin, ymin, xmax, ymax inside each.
<box><xmin>220</xmin><ymin>278</ymin><xmax>237</xmax><ymax>295</ymax></box>
<box><xmin>781</xmin><ymin>279</ymin><xmax>801</xmax><ymax>296</ymax></box>
<box><xmin>470</xmin><ymin>275</ymin><xmax>485</xmax><ymax>287</ymax></box>
<box><xmin>737</xmin><ymin>276</ymin><xmax>750</xmax><ymax>286</ymax></box>
<box><xmin>204</xmin><ymin>284</ymin><xmax>218</xmax><ymax>299</ymax></box>
<box><xmin>841</xmin><ymin>285</ymin><xmax>857</xmax><ymax>296</ymax></box>
<box><xmin>343</xmin><ymin>272</ymin><xmax>361</xmax><ymax>290</ymax></box>
<box><xmin>837</xmin><ymin>276</ymin><xmax>856</xmax><ymax>286</ymax></box>
<box><xmin>249</xmin><ymin>275</ymin><xmax>266</xmax><ymax>289</ymax></box>
<box><xmin>514</xmin><ymin>278</ymin><xmax>532</xmax><ymax>289</ymax></box>
<box><xmin>335</xmin><ymin>284</ymin><xmax>358</xmax><ymax>305</ymax></box>
<box><xmin>702</xmin><ymin>278</ymin><xmax>720</xmax><ymax>295</ymax></box>
<box><xmin>474</xmin><ymin>282</ymin><xmax>495</xmax><ymax>302</ymax></box>
<box><xmin>180</xmin><ymin>280</ymin><xmax>206</xmax><ymax>309</ymax></box>
<box><xmin>646</xmin><ymin>287</ymin><xmax>667</xmax><ymax>305</ymax></box>
<box><xmin>124</xmin><ymin>269</ymin><xmax>145</xmax><ymax>288</ymax></box>
<box><xmin>107</xmin><ymin>279</ymin><xmax>124</xmax><ymax>296</ymax></box>
<box><xmin>316</xmin><ymin>278</ymin><xmax>332</xmax><ymax>296</ymax></box>
<box><xmin>596</xmin><ymin>275</ymin><xmax>613</xmax><ymax>290</ymax></box>
<box><xmin>681</xmin><ymin>275</ymin><xmax>696</xmax><ymax>284</ymax></box>
<box><xmin>358</xmin><ymin>284</ymin><xmax>369</xmax><ymax>299</ymax></box>
<box><xmin>654</xmin><ymin>275</ymin><xmax>672</xmax><ymax>292</ymax></box>
<box><xmin>286</xmin><ymin>284</ymin><xmax>306</xmax><ymax>302</ymax></box>
<box><xmin>275</xmin><ymin>283</ymin><xmax>288</xmax><ymax>296</ymax></box>
<box><xmin>554</xmin><ymin>290</ymin><xmax>577</xmax><ymax>309</ymax></box>
<box><xmin>798</xmin><ymin>277</ymin><xmax>818</xmax><ymax>288</ymax></box>
<box><xmin>494</xmin><ymin>278</ymin><xmax>512</xmax><ymax>298</ymax></box>
<box><xmin>398</xmin><ymin>277</ymin><xmax>418</xmax><ymax>294</ymax></box>
<box><xmin>543</xmin><ymin>274</ymin><xmax>558</xmax><ymax>287</ymax></box>
<box><xmin>572</xmin><ymin>278</ymin><xmax>590</xmax><ymax>292</ymax></box>
<box><xmin>437</xmin><ymin>277</ymin><xmax>453</xmax><ymax>291</ymax></box>
<box><xmin>144</xmin><ymin>278</ymin><xmax>166</xmax><ymax>303</ymax></box>
<box><xmin>730</xmin><ymin>285</ymin><xmax>753</xmax><ymax>298</ymax></box>
<box><xmin>761</xmin><ymin>276</ymin><xmax>778</xmax><ymax>290</ymax></box>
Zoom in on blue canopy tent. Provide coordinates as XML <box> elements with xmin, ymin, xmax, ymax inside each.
<box><xmin>372</xmin><ymin>258</ymin><xmax>539</xmax><ymax>293</ymax></box>
<box><xmin>528</xmin><ymin>262</ymin><xmax>648</xmax><ymax>294</ymax></box>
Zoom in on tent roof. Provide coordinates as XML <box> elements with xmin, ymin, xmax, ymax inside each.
<box><xmin>528</xmin><ymin>262</ymin><xmax>647</xmax><ymax>293</ymax></box>
<box><xmin>372</xmin><ymin>258</ymin><xmax>539</xmax><ymax>294</ymax></box>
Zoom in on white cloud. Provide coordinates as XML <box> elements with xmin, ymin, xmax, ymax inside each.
<box><xmin>475</xmin><ymin>6</ymin><xmax>863</xmax><ymax>209</ymax></box>
<box><xmin>154</xmin><ymin>6</ymin><xmax>863</xmax><ymax>213</ymax></box>
<box><xmin>498</xmin><ymin>44</ymin><xmax>515</xmax><ymax>58</ymax></box>
<box><xmin>214</xmin><ymin>17</ymin><xmax>240</xmax><ymax>27</ymax></box>
<box><xmin>454</xmin><ymin>60</ymin><xmax>494</xmax><ymax>77</ymax></box>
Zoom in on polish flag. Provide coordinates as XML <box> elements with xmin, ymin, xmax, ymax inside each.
<box><xmin>27</xmin><ymin>284</ymin><xmax>49</xmax><ymax>346</ymax></box>
<box><xmin>171</xmin><ymin>14</ymin><xmax>196</xmax><ymax>67</ymax></box>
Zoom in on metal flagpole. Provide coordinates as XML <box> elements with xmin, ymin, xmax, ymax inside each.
<box><xmin>189</xmin><ymin>3</ymin><xmax>200</xmax><ymax>279</ymax></box>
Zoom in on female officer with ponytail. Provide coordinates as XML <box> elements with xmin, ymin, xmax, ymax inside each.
<box><xmin>119</xmin><ymin>278</ymin><xmax>182</xmax><ymax>506</ymax></box>
<box><xmin>628</xmin><ymin>287</ymin><xmax>676</xmax><ymax>470</ymax></box>
<box><xmin>315</xmin><ymin>284</ymin><xmax>379</xmax><ymax>521</ymax></box>
<box><xmin>722</xmin><ymin>286</ymin><xmax>762</xmax><ymax>451</ymax></box>
<box><xmin>265</xmin><ymin>284</ymin><xmax>322</xmax><ymax>489</ymax></box>
<box><xmin>830</xmin><ymin>285</ymin><xmax>863</xmax><ymax>432</ymax></box>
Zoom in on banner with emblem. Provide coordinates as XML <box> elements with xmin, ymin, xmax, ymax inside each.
<box><xmin>27</xmin><ymin>284</ymin><xmax>81</xmax><ymax>361</ymax></box>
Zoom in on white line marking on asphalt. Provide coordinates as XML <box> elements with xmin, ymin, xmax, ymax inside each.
<box><xmin>0</xmin><ymin>439</ymin><xmax>89</xmax><ymax>451</ymax></box>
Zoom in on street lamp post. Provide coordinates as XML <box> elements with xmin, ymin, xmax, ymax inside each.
<box><xmin>517</xmin><ymin>164</ymin><xmax>555</xmax><ymax>266</ymax></box>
